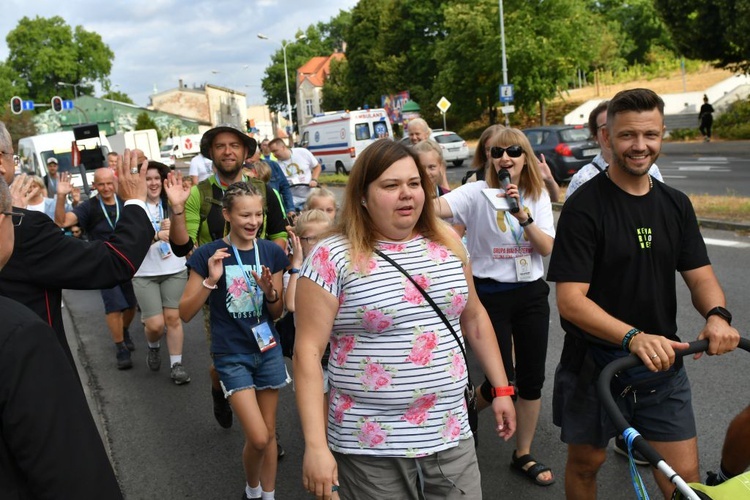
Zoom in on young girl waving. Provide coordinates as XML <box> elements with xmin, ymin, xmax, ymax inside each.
<box><xmin>180</xmin><ymin>182</ymin><xmax>289</xmax><ymax>500</ymax></box>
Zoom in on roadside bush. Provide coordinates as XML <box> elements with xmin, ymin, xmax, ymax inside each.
<box><xmin>666</xmin><ymin>128</ymin><xmax>700</xmax><ymax>141</ymax></box>
<box><xmin>714</xmin><ymin>98</ymin><xmax>750</xmax><ymax>140</ymax></box>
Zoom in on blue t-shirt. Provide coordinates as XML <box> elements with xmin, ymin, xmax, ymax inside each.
<box><xmin>73</xmin><ymin>196</ymin><xmax>126</xmax><ymax>242</ymax></box>
<box><xmin>186</xmin><ymin>238</ymin><xmax>289</xmax><ymax>354</ymax></box>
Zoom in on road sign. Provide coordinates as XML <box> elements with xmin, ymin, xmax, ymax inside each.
<box><xmin>501</xmin><ymin>105</ymin><xmax>515</xmax><ymax>114</ymax></box>
<box><xmin>22</xmin><ymin>100</ymin><xmax>35</xmax><ymax>111</ymax></box>
<box><xmin>62</xmin><ymin>100</ymin><xmax>74</xmax><ymax>110</ymax></box>
<box><xmin>499</xmin><ymin>84</ymin><xmax>514</xmax><ymax>103</ymax></box>
<box><xmin>437</xmin><ymin>96</ymin><xmax>451</xmax><ymax>113</ymax></box>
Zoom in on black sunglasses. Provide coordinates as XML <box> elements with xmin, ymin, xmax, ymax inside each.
<box><xmin>490</xmin><ymin>145</ymin><xmax>524</xmax><ymax>159</ymax></box>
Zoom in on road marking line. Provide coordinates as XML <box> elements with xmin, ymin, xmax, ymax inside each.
<box><xmin>673</xmin><ymin>161</ymin><xmax>728</xmax><ymax>164</ymax></box>
<box><xmin>662</xmin><ymin>175</ymin><xmax>687</xmax><ymax>179</ymax></box>
<box><xmin>703</xmin><ymin>238</ymin><xmax>750</xmax><ymax>249</ymax></box>
<box><xmin>677</xmin><ymin>166</ymin><xmax>731</xmax><ymax>172</ymax></box>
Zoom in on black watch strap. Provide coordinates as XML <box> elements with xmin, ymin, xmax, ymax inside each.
<box><xmin>519</xmin><ymin>216</ymin><xmax>534</xmax><ymax>227</ymax></box>
<box><xmin>705</xmin><ymin>306</ymin><xmax>732</xmax><ymax>325</ymax></box>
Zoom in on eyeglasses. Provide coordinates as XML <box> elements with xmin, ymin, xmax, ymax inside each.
<box><xmin>1</xmin><ymin>211</ymin><xmax>24</xmax><ymax>227</ymax></box>
<box><xmin>299</xmin><ymin>236</ymin><xmax>319</xmax><ymax>244</ymax></box>
<box><xmin>1</xmin><ymin>151</ymin><xmax>19</xmax><ymax>166</ymax></box>
<box><xmin>490</xmin><ymin>145</ymin><xmax>524</xmax><ymax>159</ymax></box>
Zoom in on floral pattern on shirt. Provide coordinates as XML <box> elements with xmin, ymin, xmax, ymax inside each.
<box><xmin>446</xmin><ymin>349</ymin><xmax>467</xmax><ymax>381</ymax></box>
<box><xmin>441</xmin><ymin>411</ymin><xmax>462</xmax><ymax>442</ymax></box>
<box><xmin>425</xmin><ymin>240</ymin><xmax>451</xmax><ymax>263</ymax></box>
<box><xmin>405</xmin><ymin>328</ymin><xmax>439</xmax><ymax>366</ymax></box>
<box><xmin>443</xmin><ymin>289</ymin><xmax>468</xmax><ymax>318</ymax></box>
<box><xmin>402</xmin><ymin>391</ymin><xmax>438</xmax><ymax>426</ymax></box>
<box><xmin>330</xmin><ymin>335</ymin><xmax>357</xmax><ymax>365</ymax></box>
<box><xmin>331</xmin><ymin>388</ymin><xmax>355</xmax><ymax>424</ymax></box>
<box><xmin>357</xmin><ymin>306</ymin><xmax>395</xmax><ymax>333</ymax></box>
<box><xmin>357</xmin><ymin>358</ymin><xmax>395</xmax><ymax>391</ymax></box>
<box><xmin>311</xmin><ymin>246</ymin><xmax>337</xmax><ymax>285</ymax></box>
<box><xmin>403</xmin><ymin>273</ymin><xmax>432</xmax><ymax>305</ymax></box>
<box><xmin>355</xmin><ymin>417</ymin><xmax>390</xmax><ymax>448</ymax></box>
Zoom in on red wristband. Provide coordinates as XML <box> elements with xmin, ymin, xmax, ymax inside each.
<box><xmin>490</xmin><ymin>386</ymin><xmax>515</xmax><ymax>398</ymax></box>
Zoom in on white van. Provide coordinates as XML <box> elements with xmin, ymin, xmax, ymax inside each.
<box><xmin>300</xmin><ymin>108</ymin><xmax>393</xmax><ymax>175</ymax></box>
<box><xmin>17</xmin><ymin>130</ymin><xmax>112</xmax><ymax>193</ymax></box>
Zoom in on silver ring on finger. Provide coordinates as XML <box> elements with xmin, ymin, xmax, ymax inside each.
<box><xmin>650</xmin><ymin>353</ymin><xmax>658</xmax><ymax>359</ymax></box>
<box><xmin>130</xmin><ymin>167</ymin><xmax>139</xmax><ymax>174</ymax></box>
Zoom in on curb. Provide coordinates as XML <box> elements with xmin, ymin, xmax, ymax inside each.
<box><xmin>551</xmin><ymin>202</ymin><xmax>750</xmax><ymax>232</ymax></box>
<box><xmin>61</xmin><ymin>291</ymin><xmax>117</xmax><ymax>462</ymax></box>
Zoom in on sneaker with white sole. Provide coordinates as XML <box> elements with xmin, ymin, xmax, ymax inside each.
<box><xmin>146</xmin><ymin>347</ymin><xmax>161</xmax><ymax>371</ymax></box>
<box><xmin>614</xmin><ymin>435</ymin><xmax>649</xmax><ymax>466</ymax></box>
<box><xmin>170</xmin><ymin>362</ymin><xmax>191</xmax><ymax>385</ymax></box>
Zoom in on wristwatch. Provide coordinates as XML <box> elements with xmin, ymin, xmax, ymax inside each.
<box><xmin>289</xmin><ymin>268</ymin><xmax>300</xmax><ymax>275</ymax></box>
<box><xmin>705</xmin><ymin>306</ymin><xmax>732</xmax><ymax>325</ymax></box>
<box><xmin>519</xmin><ymin>216</ymin><xmax>534</xmax><ymax>227</ymax></box>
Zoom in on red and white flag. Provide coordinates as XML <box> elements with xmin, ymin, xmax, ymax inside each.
<box><xmin>71</xmin><ymin>141</ymin><xmax>81</xmax><ymax>167</ymax></box>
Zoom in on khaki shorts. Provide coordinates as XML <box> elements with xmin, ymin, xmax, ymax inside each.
<box><xmin>333</xmin><ymin>437</ymin><xmax>481</xmax><ymax>500</ymax></box>
<box><xmin>132</xmin><ymin>269</ymin><xmax>187</xmax><ymax>320</ymax></box>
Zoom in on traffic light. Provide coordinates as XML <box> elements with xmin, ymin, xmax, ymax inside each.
<box><xmin>10</xmin><ymin>96</ymin><xmax>22</xmax><ymax>114</ymax></box>
<box><xmin>51</xmin><ymin>96</ymin><xmax>63</xmax><ymax>113</ymax></box>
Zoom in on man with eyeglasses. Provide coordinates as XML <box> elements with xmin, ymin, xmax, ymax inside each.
<box><xmin>0</xmin><ymin>176</ymin><xmax>124</xmax><ymax>498</ymax></box>
<box><xmin>0</xmin><ymin>120</ymin><xmax>154</xmax><ymax>372</ymax></box>
<box><xmin>565</xmin><ymin>100</ymin><xmax>664</xmax><ymax>200</ymax></box>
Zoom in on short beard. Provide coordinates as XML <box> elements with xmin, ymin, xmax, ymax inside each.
<box><xmin>214</xmin><ymin>159</ymin><xmax>243</xmax><ymax>180</ymax></box>
<box><xmin>610</xmin><ymin>148</ymin><xmax>659</xmax><ymax>178</ymax></box>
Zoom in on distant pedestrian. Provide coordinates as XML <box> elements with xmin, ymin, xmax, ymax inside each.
<box><xmin>699</xmin><ymin>94</ymin><xmax>714</xmax><ymax>142</ymax></box>
<box><xmin>43</xmin><ymin>157</ymin><xmax>60</xmax><ymax>197</ymax></box>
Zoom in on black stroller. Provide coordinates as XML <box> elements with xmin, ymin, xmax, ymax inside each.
<box><xmin>597</xmin><ymin>338</ymin><xmax>750</xmax><ymax>499</ymax></box>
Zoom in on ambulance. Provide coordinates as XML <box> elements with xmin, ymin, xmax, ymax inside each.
<box><xmin>300</xmin><ymin>108</ymin><xmax>393</xmax><ymax>175</ymax></box>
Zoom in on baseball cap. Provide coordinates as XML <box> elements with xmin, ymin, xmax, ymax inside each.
<box><xmin>47</xmin><ymin>157</ymin><xmax>59</xmax><ymax>165</ymax></box>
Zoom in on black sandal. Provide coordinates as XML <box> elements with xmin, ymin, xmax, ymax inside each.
<box><xmin>510</xmin><ymin>450</ymin><xmax>555</xmax><ymax>486</ymax></box>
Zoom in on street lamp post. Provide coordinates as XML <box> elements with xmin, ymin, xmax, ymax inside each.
<box><xmin>257</xmin><ymin>33</ymin><xmax>306</xmax><ymax>146</ymax></box>
<box><xmin>57</xmin><ymin>81</ymin><xmax>82</xmax><ymax>99</ymax></box>
<box><xmin>499</xmin><ymin>0</ymin><xmax>510</xmax><ymax>127</ymax></box>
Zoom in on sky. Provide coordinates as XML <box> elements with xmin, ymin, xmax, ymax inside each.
<box><xmin>0</xmin><ymin>0</ymin><xmax>359</xmax><ymax>107</ymax></box>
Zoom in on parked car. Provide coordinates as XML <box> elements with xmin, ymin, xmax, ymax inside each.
<box><xmin>521</xmin><ymin>125</ymin><xmax>600</xmax><ymax>182</ymax></box>
<box><xmin>398</xmin><ymin>130</ymin><xmax>470</xmax><ymax>167</ymax></box>
<box><xmin>430</xmin><ymin>130</ymin><xmax>470</xmax><ymax>167</ymax></box>
<box><xmin>159</xmin><ymin>144</ymin><xmax>176</xmax><ymax>169</ymax></box>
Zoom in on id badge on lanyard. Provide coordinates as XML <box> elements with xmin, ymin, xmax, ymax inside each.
<box><xmin>228</xmin><ymin>237</ymin><xmax>277</xmax><ymax>352</ymax></box>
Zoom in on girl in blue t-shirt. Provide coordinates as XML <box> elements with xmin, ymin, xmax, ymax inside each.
<box><xmin>180</xmin><ymin>181</ymin><xmax>289</xmax><ymax>500</ymax></box>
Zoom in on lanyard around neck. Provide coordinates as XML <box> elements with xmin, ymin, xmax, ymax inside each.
<box><xmin>148</xmin><ymin>199</ymin><xmax>164</xmax><ymax>231</ymax></box>
<box><xmin>98</xmin><ymin>195</ymin><xmax>120</xmax><ymax>229</ymax></box>
<box><xmin>227</xmin><ymin>235</ymin><xmax>263</xmax><ymax>318</ymax></box>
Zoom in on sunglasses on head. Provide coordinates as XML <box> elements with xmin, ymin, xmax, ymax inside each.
<box><xmin>490</xmin><ymin>145</ymin><xmax>524</xmax><ymax>159</ymax></box>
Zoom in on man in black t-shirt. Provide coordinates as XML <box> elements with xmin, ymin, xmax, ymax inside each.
<box><xmin>547</xmin><ymin>88</ymin><xmax>740</xmax><ymax>499</ymax></box>
<box><xmin>56</xmin><ymin>167</ymin><xmax>138</xmax><ymax>370</ymax></box>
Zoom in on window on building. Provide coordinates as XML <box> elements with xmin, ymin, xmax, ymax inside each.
<box><xmin>305</xmin><ymin>99</ymin><xmax>314</xmax><ymax>117</ymax></box>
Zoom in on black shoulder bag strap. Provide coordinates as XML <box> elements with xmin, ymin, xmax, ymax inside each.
<box><xmin>373</xmin><ymin>249</ymin><xmax>473</xmax><ymax>381</ymax></box>
<box><xmin>374</xmin><ymin>248</ymin><xmax>478</xmax><ymax>440</ymax></box>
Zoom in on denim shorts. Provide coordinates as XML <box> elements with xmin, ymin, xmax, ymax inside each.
<box><xmin>213</xmin><ymin>348</ymin><xmax>289</xmax><ymax>397</ymax></box>
<box><xmin>99</xmin><ymin>281</ymin><xmax>137</xmax><ymax>314</ymax></box>
<box><xmin>553</xmin><ymin>363</ymin><xmax>696</xmax><ymax>448</ymax></box>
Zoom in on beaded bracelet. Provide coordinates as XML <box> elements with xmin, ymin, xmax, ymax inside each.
<box><xmin>621</xmin><ymin>328</ymin><xmax>642</xmax><ymax>352</ymax></box>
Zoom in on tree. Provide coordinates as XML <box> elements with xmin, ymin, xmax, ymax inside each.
<box><xmin>321</xmin><ymin>58</ymin><xmax>356</xmax><ymax>110</ymax></box>
<box><xmin>135</xmin><ymin>112</ymin><xmax>161</xmax><ymax>143</ymax></box>
<box><xmin>5</xmin><ymin>16</ymin><xmax>114</xmax><ymax>102</ymax></box>
<box><xmin>259</xmin><ymin>10</ymin><xmax>352</xmax><ymax>116</ymax></box>
<box><xmin>654</xmin><ymin>0</ymin><xmax>750</xmax><ymax>73</ymax></box>
<box><xmin>101</xmin><ymin>91</ymin><xmax>134</xmax><ymax>105</ymax></box>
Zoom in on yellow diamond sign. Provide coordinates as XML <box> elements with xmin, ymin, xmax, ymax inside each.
<box><xmin>437</xmin><ymin>96</ymin><xmax>451</xmax><ymax>113</ymax></box>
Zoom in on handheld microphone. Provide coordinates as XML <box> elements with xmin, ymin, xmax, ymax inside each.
<box><xmin>498</xmin><ymin>169</ymin><xmax>520</xmax><ymax>213</ymax></box>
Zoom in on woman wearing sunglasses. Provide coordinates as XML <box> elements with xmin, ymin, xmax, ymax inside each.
<box><xmin>435</xmin><ymin>127</ymin><xmax>556</xmax><ymax>487</ymax></box>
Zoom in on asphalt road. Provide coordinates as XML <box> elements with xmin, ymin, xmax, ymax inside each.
<box><xmin>63</xmin><ymin>223</ymin><xmax>750</xmax><ymax>500</ymax></box>
<box><xmin>444</xmin><ymin>140</ymin><xmax>750</xmax><ymax>198</ymax></box>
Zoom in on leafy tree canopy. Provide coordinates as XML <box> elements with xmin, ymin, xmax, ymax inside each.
<box><xmin>135</xmin><ymin>112</ymin><xmax>161</xmax><ymax>142</ymax></box>
<box><xmin>654</xmin><ymin>0</ymin><xmax>750</xmax><ymax>73</ymax></box>
<box><xmin>5</xmin><ymin>16</ymin><xmax>114</xmax><ymax>103</ymax></box>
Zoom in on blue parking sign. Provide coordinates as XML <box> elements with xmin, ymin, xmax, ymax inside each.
<box><xmin>22</xmin><ymin>100</ymin><xmax>35</xmax><ymax>111</ymax></box>
<box><xmin>499</xmin><ymin>84</ymin><xmax>514</xmax><ymax>103</ymax></box>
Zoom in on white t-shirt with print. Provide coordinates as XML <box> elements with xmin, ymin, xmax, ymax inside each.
<box><xmin>277</xmin><ymin>147</ymin><xmax>318</xmax><ymax>185</ymax></box>
<box><xmin>442</xmin><ymin>180</ymin><xmax>555</xmax><ymax>283</ymax></box>
<box><xmin>301</xmin><ymin>234</ymin><xmax>473</xmax><ymax>457</ymax></box>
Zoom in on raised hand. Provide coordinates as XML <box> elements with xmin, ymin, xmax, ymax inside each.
<box><xmin>56</xmin><ymin>172</ymin><xmax>73</xmax><ymax>196</ymax></box>
<box><xmin>10</xmin><ymin>174</ymin><xmax>36</xmax><ymax>208</ymax></box>
<box><xmin>164</xmin><ymin>170</ymin><xmax>191</xmax><ymax>210</ymax></box>
<box><xmin>117</xmin><ymin>148</ymin><xmax>148</xmax><ymax>201</ymax></box>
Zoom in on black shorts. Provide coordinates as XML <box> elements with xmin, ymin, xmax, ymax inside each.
<box><xmin>553</xmin><ymin>363</ymin><xmax>696</xmax><ymax>448</ymax></box>
<box><xmin>99</xmin><ymin>281</ymin><xmax>137</xmax><ymax>314</ymax></box>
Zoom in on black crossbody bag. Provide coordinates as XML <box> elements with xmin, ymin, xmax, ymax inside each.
<box><xmin>374</xmin><ymin>249</ymin><xmax>479</xmax><ymax>443</ymax></box>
